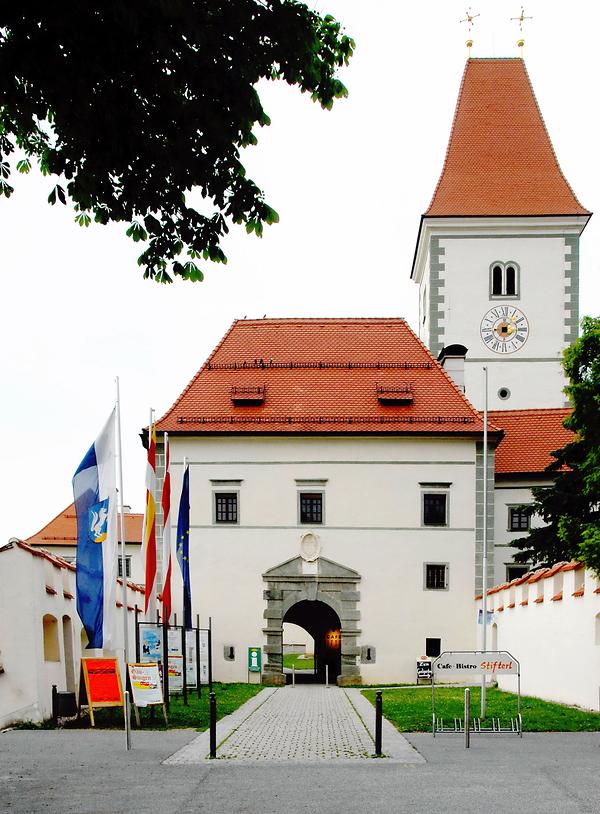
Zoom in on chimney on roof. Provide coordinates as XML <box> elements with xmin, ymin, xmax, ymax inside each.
<box><xmin>437</xmin><ymin>345</ymin><xmax>468</xmax><ymax>393</ymax></box>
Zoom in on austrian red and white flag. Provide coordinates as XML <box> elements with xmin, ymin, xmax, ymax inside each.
<box><xmin>142</xmin><ymin>417</ymin><xmax>157</xmax><ymax>618</ymax></box>
<box><xmin>161</xmin><ymin>432</ymin><xmax>173</xmax><ymax>623</ymax></box>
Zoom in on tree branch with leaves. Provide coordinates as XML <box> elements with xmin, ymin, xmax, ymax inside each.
<box><xmin>512</xmin><ymin>316</ymin><xmax>600</xmax><ymax>574</ymax></box>
<box><xmin>0</xmin><ymin>1</ymin><xmax>354</xmax><ymax>282</ymax></box>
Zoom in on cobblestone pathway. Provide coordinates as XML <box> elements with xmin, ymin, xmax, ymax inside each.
<box><xmin>217</xmin><ymin>686</ymin><xmax>374</xmax><ymax>762</ymax></box>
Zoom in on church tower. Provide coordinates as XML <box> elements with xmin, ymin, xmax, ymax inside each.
<box><xmin>412</xmin><ymin>58</ymin><xmax>590</xmax><ymax>410</ymax></box>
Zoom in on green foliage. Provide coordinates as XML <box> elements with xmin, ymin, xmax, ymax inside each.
<box><xmin>362</xmin><ymin>686</ymin><xmax>600</xmax><ymax>732</ymax></box>
<box><xmin>0</xmin><ymin>3</ymin><xmax>354</xmax><ymax>282</ymax></box>
<box><xmin>512</xmin><ymin>316</ymin><xmax>600</xmax><ymax>573</ymax></box>
<box><xmin>283</xmin><ymin>652</ymin><xmax>315</xmax><ymax>671</ymax></box>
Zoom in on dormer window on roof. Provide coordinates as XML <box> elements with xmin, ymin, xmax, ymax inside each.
<box><xmin>230</xmin><ymin>386</ymin><xmax>265</xmax><ymax>406</ymax></box>
<box><xmin>376</xmin><ymin>385</ymin><xmax>414</xmax><ymax>405</ymax></box>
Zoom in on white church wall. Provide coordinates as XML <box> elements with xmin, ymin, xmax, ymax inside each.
<box><xmin>414</xmin><ymin>217</ymin><xmax>586</xmax><ymax>411</ymax></box>
<box><xmin>169</xmin><ymin>433</ymin><xmax>479</xmax><ymax>683</ymax></box>
<box><xmin>477</xmin><ymin>566</ymin><xmax>600</xmax><ymax>710</ymax></box>
<box><xmin>443</xmin><ymin>232</ymin><xmax>569</xmax><ymax>410</ymax></box>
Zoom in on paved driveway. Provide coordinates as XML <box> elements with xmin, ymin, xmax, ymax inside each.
<box><xmin>2</xmin><ymin>690</ymin><xmax>599</xmax><ymax>813</ymax></box>
<box><xmin>167</xmin><ymin>685</ymin><xmax>421</xmax><ymax>764</ymax></box>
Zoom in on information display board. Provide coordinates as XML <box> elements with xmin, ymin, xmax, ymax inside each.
<box><xmin>168</xmin><ymin>655</ymin><xmax>184</xmax><ymax>693</ymax></box>
<box><xmin>140</xmin><ymin>626</ymin><xmax>162</xmax><ymax>661</ymax></box>
<box><xmin>248</xmin><ymin>647</ymin><xmax>262</xmax><ymax>673</ymax></box>
<box><xmin>79</xmin><ymin>657</ymin><xmax>124</xmax><ymax>727</ymax></box>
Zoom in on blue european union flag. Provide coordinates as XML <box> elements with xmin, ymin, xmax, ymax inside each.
<box><xmin>176</xmin><ymin>464</ymin><xmax>192</xmax><ymax>629</ymax></box>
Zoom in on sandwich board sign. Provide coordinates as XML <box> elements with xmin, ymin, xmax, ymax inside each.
<box><xmin>127</xmin><ymin>662</ymin><xmax>168</xmax><ymax>726</ymax></box>
<box><xmin>79</xmin><ymin>657</ymin><xmax>124</xmax><ymax>727</ymax></box>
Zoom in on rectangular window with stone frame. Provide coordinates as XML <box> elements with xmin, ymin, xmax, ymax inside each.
<box><xmin>299</xmin><ymin>492</ymin><xmax>323</xmax><ymax>524</ymax></box>
<box><xmin>424</xmin><ymin>563</ymin><xmax>449</xmax><ymax>590</ymax></box>
<box><xmin>422</xmin><ymin>492</ymin><xmax>448</xmax><ymax>526</ymax></box>
<box><xmin>214</xmin><ymin>492</ymin><xmax>239</xmax><ymax>524</ymax></box>
<box><xmin>508</xmin><ymin>506</ymin><xmax>530</xmax><ymax>531</ymax></box>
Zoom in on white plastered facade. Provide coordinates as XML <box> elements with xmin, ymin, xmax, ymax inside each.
<box><xmin>412</xmin><ymin>216</ymin><xmax>586</xmax><ymax>411</ymax></box>
<box><xmin>166</xmin><ymin>433</ymin><xmax>480</xmax><ymax>685</ymax></box>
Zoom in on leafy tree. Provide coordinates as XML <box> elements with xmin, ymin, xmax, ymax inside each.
<box><xmin>0</xmin><ymin>2</ymin><xmax>354</xmax><ymax>282</ymax></box>
<box><xmin>513</xmin><ymin>316</ymin><xmax>600</xmax><ymax>574</ymax></box>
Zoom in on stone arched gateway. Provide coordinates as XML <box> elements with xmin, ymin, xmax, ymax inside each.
<box><xmin>262</xmin><ymin>556</ymin><xmax>361</xmax><ymax>686</ymax></box>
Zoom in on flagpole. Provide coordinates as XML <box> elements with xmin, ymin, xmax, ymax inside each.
<box><xmin>481</xmin><ymin>365</ymin><xmax>489</xmax><ymax>719</ymax></box>
<box><xmin>115</xmin><ymin>377</ymin><xmax>130</xmax><ymax>668</ymax></box>
<box><xmin>183</xmin><ymin>456</ymin><xmax>188</xmax><ymax>627</ymax></box>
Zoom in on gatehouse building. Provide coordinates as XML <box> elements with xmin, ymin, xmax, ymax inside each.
<box><xmin>150</xmin><ymin>56</ymin><xmax>588</xmax><ymax>685</ymax></box>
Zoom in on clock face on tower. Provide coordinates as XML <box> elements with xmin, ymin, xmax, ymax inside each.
<box><xmin>480</xmin><ymin>306</ymin><xmax>529</xmax><ymax>354</ymax></box>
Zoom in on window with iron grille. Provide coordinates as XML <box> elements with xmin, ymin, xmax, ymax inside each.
<box><xmin>117</xmin><ymin>556</ymin><xmax>131</xmax><ymax>578</ymax></box>
<box><xmin>425</xmin><ymin>563</ymin><xmax>448</xmax><ymax>590</ymax></box>
<box><xmin>299</xmin><ymin>492</ymin><xmax>323</xmax><ymax>524</ymax></box>
<box><xmin>509</xmin><ymin>506</ymin><xmax>530</xmax><ymax>531</ymax></box>
<box><xmin>423</xmin><ymin>493</ymin><xmax>447</xmax><ymax>526</ymax></box>
<box><xmin>215</xmin><ymin>492</ymin><xmax>238</xmax><ymax>523</ymax></box>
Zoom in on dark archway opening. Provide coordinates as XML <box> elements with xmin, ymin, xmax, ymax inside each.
<box><xmin>283</xmin><ymin>600</ymin><xmax>341</xmax><ymax>684</ymax></box>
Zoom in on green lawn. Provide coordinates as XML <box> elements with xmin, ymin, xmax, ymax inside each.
<box><xmin>283</xmin><ymin>653</ymin><xmax>315</xmax><ymax>671</ymax></box>
<box><xmin>362</xmin><ymin>686</ymin><xmax>600</xmax><ymax>732</ymax></box>
<box><xmin>57</xmin><ymin>682</ymin><xmax>262</xmax><ymax>731</ymax></box>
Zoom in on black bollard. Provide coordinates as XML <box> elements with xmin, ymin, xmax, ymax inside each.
<box><xmin>375</xmin><ymin>690</ymin><xmax>383</xmax><ymax>756</ymax></box>
<box><xmin>209</xmin><ymin>692</ymin><xmax>217</xmax><ymax>758</ymax></box>
<box><xmin>51</xmin><ymin>684</ymin><xmax>58</xmax><ymax>726</ymax></box>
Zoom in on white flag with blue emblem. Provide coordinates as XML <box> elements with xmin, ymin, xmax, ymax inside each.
<box><xmin>73</xmin><ymin>409</ymin><xmax>118</xmax><ymax>650</ymax></box>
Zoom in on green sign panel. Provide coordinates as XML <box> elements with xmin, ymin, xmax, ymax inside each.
<box><xmin>248</xmin><ymin>647</ymin><xmax>262</xmax><ymax>673</ymax></box>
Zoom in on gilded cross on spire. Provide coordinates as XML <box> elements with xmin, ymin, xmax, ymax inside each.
<box><xmin>511</xmin><ymin>6</ymin><xmax>533</xmax><ymax>56</ymax></box>
<box><xmin>460</xmin><ymin>7</ymin><xmax>480</xmax><ymax>32</ymax></box>
<box><xmin>510</xmin><ymin>6</ymin><xmax>533</xmax><ymax>32</ymax></box>
<box><xmin>460</xmin><ymin>7</ymin><xmax>479</xmax><ymax>56</ymax></box>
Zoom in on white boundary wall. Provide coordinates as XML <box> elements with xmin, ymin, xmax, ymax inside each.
<box><xmin>0</xmin><ymin>541</ymin><xmax>145</xmax><ymax>728</ymax></box>
<box><xmin>477</xmin><ymin>563</ymin><xmax>600</xmax><ymax>710</ymax></box>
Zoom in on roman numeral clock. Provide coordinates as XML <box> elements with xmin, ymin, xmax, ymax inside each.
<box><xmin>480</xmin><ymin>306</ymin><xmax>529</xmax><ymax>354</ymax></box>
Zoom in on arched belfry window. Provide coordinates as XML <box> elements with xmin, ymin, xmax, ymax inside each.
<box><xmin>490</xmin><ymin>261</ymin><xmax>519</xmax><ymax>298</ymax></box>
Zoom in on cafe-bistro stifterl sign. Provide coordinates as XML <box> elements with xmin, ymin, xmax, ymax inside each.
<box><xmin>433</xmin><ymin>652</ymin><xmax>518</xmax><ymax>675</ymax></box>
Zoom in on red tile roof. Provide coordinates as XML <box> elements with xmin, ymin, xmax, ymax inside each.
<box><xmin>156</xmin><ymin>319</ymin><xmax>491</xmax><ymax>436</ymax></box>
<box><xmin>481</xmin><ymin>561</ymin><xmax>585</xmax><ymax>598</ymax></box>
<box><xmin>489</xmin><ymin>408</ymin><xmax>573</xmax><ymax>475</ymax></box>
<box><xmin>425</xmin><ymin>59</ymin><xmax>589</xmax><ymax>217</ymax></box>
<box><xmin>26</xmin><ymin>503</ymin><xmax>143</xmax><ymax>547</ymax></box>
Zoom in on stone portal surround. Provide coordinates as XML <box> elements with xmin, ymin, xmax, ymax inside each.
<box><xmin>262</xmin><ymin>556</ymin><xmax>361</xmax><ymax>686</ymax></box>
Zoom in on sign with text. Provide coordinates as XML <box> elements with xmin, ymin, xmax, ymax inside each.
<box><xmin>433</xmin><ymin>651</ymin><xmax>519</xmax><ymax>675</ymax></box>
<box><xmin>416</xmin><ymin>658</ymin><xmax>432</xmax><ymax>680</ymax></box>
<box><xmin>128</xmin><ymin>663</ymin><xmax>164</xmax><ymax>707</ymax></box>
<box><xmin>168</xmin><ymin>655</ymin><xmax>184</xmax><ymax>692</ymax></box>
<box><xmin>80</xmin><ymin>657</ymin><xmax>124</xmax><ymax>727</ymax></box>
<box><xmin>248</xmin><ymin>647</ymin><xmax>262</xmax><ymax>673</ymax></box>
<box><xmin>82</xmin><ymin>658</ymin><xmax>123</xmax><ymax>704</ymax></box>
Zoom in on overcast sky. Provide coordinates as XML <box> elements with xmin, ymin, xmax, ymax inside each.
<box><xmin>2</xmin><ymin>0</ymin><xmax>599</xmax><ymax>543</ymax></box>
